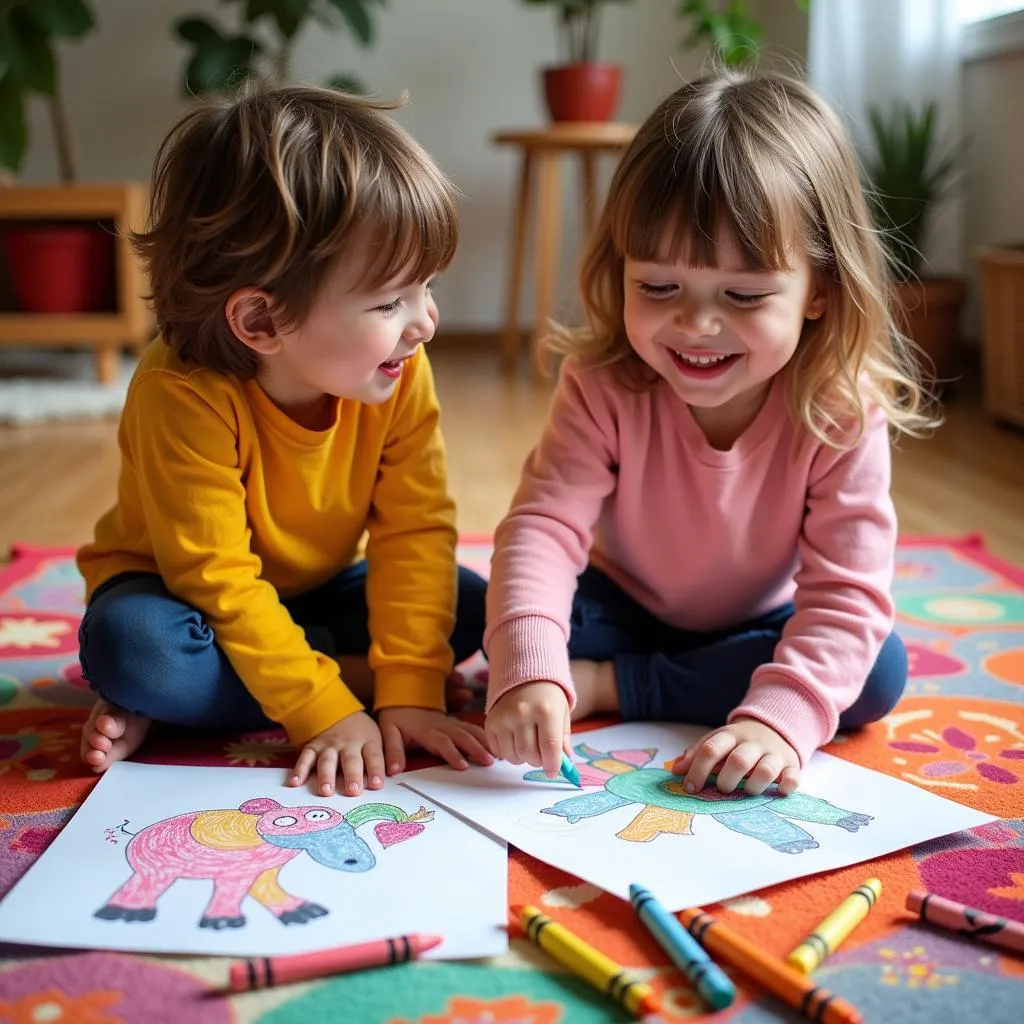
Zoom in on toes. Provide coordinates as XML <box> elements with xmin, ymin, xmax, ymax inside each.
<box><xmin>84</xmin><ymin>748</ymin><xmax>108</xmax><ymax>770</ymax></box>
<box><xmin>96</xmin><ymin>713</ymin><xmax>127</xmax><ymax>739</ymax></box>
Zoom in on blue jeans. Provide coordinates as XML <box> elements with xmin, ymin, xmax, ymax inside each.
<box><xmin>568</xmin><ymin>565</ymin><xmax>907</xmax><ymax>729</ymax></box>
<box><xmin>78</xmin><ymin>562</ymin><xmax>488</xmax><ymax>730</ymax></box>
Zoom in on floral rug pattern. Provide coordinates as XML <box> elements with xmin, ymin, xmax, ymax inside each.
<box><xmin>0</xmin><ymin>536</ymin><xmax>1021</xmax><ymax>1023</ymax></box>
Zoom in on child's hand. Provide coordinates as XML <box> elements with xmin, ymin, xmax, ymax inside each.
<box><xmin>377</xmin><ymin>707</ymin><xmax>495</xmax><ymax>775</ymax></box>
<box><xmin>289</xmin><ymin>710</ymin><xmax>384</xmax><ymax>798</ymax></box>
<box><xmin>485</xmin><ymin>681</ymin><xmax>571</xmax><ymax>780</ymax></box>
<box><xmin>671</xmin><ymin>717</ymin><xmax>801</xmax><ymax>796</ymax></box>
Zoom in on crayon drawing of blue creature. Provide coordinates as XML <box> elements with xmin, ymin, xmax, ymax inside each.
<box><xmin>525</xmin><ymin>745</ymin><xmax>872</xmax><ymax>853</ymax></box>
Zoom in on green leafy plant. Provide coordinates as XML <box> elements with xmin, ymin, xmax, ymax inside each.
<box><xmin>676</xmin><ymin>0</ymin><xmax>809</xmax><ymax>68</ymax></box>
<box><xmin>521</xmin><ymin>0</ymin><xmax>633</xmax><ymax>64</ymax></box>
<box><xmin>0</xmin><ymin>0</ymin><xmax>96</xmax><ymax>179</ymax></box>
<box><xmin>174</xmin><ymin>0</ymin><xmax>385</xmax><ymax>97</ymax></box>
<box><xmin>863</xmin><ymin>101</ymin><xmax>963</xmax><ymax>281</ymax></box>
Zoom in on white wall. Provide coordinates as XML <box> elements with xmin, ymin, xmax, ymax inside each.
<box><xmin>21</xmin><ymin>0</ymin><xmax>699</xmax><ymax>331</ymax></box>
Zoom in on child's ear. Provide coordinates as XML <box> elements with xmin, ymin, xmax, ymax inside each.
<box><xmin>804</xmin><ymin>276</ymin><xmax>828</xmax><ymax>321</ymax></box>
<box><xmin>225</xmin><ymin>289</ymin><xmax>280</xmax><ymax>354</ymax></box>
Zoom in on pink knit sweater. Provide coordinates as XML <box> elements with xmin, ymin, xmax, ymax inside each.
<box><xmin>484</xmin><ymin>357</ymin><xmax>897</xmax><ymax>767</ymax></box>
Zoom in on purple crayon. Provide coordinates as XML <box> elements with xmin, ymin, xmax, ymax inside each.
<box><xmin>907</xmin><ymin>890</ymin><xmax>1024</xmax><ymax>955</ymax></box>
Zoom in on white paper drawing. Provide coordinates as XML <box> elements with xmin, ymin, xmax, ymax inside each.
<box><xmin>402</xmin><ymin>722</ymin><xmax>997</xmax><ymax>911</ymax></box>
<box><xmin>0</xmin><ymin>762</ymin><xmax>508</xmax><ymax>959</ymax></box>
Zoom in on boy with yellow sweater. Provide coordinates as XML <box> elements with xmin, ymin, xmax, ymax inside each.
<box><xmin>77</xmin><ymin>87</ymin><xmax>492</xmax><ymax>798</ymax></box>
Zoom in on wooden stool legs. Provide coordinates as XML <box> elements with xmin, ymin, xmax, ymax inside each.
<box><xmin>500</xmin><ymin>151</ymin><xmax>533</xmax><ymax>373</ymax></box>
<box><xmin>499</xmin><ymin>148</ymin><xmax>604</xmax><ymax>377</ymax></box>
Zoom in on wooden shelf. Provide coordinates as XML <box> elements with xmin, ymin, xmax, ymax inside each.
<box><xmin>0</xmin><ymin>182</ymin><xmax>154</xmax><ymax>383</ymax></box>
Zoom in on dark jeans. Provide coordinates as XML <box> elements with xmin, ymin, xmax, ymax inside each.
<box><xmin>568</xmin><ymin>565</ymin><xmax>907</xmax><ymax>728</ymax></box>
<box><xmin>78</xmin><ymin>561</ymin><xmax>488</xmax><ymax>730</ymax></box>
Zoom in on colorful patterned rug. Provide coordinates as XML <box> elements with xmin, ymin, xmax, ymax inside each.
<box><xmin>0</xmin><ymin>536</ymin><xmax>1022</xmax><ymax>1023</ymax></box>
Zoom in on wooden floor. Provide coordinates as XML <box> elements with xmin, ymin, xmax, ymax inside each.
<box><xmin>1</xmin><ymin>347</ymin><xmax>1022</xmax><ymax>566</ymax></box>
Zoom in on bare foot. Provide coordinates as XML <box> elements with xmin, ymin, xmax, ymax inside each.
<box><xmin>570</xmin><ymin>660</ymin><xmax>619</xmax><ymax>719</ymax></box>
<box><xmin>80</xmin><ymin>700</ymin><xmax>152</xmax><ymax>773</ymax></box>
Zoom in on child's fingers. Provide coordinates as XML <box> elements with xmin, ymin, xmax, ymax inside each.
<box><xmin>380</xmin><ymin>720</ymin><xmax>406</xmax><ymax>775</ymax></box>
<box><xmin>429</xmin><ymin>732</ymin><xmax>468</xmax><ymax>770</ymax></box>
<box><xmin>290</xmin><ymin>746</ymin><xmax>317</xmax><ymax>786</ymax></box>
<box><xmin>363</xmin><ymin>742</ymin><xmax>386</xmax><ymax>788</ymax></box>
<box><xmin>451</xmin><ymin>725</ymin><xmax>495</xmax><ymax>766</ymax></box>
<box><xmin>671</xmin><ymin>747</ymin><xmax>694</xmax><ymax>775</ymax></box>
<box><xmin>778</xmin><ymin>765</ymin><xmax>801</xmax><ymax>795</ymax></box>
<box><xmin>714</xmin><ymin>741</ymin><xmax>763</xmax><ymax>793</ymax></box>
<box><xmin>513</xmin><ymin>724</ymin><xmax>540</xmax><ymax>767</ymax></box>
<box><xmin>337</xmin><ymin>747</ymin><xmax>363</xmax><ymax>797</ymax></box>
<box><xmin>538</xmin><ymin>721</ymin><xmax>564</xmax><ymax>779</ymax></box>
<box><xmin>682</xmin><ymin>732</ymin><xmax>736</xmax><ymax>793</ymax></box>
<box><xmin>742</xmin><ymin>753</ymin><xmax>783</xmax><ymax>796</ymax></box>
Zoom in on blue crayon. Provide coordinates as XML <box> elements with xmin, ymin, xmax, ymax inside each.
<box><xmin>559</xmin><ymin>751</ymin><xmax>581</xmax><ymax>787</ymax></box>
<box><xmin>629</xmin><ymin>883</ymin><xmax>735</xmax><ymax>1010</ymax></box>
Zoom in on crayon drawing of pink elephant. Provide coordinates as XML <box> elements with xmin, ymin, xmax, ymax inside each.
<box><xmin>95</xmin><ymin>797</ymin><xmax>432</xmax><ymax>930</ymax></box>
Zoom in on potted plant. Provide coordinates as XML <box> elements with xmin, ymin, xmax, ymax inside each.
<box><xmin>675</xmin><ymin>0</ymin><xmax>808</xmax><ymax>68</ymax></box>
<box><xmin>173</xmin><ymin>0</ymin><xmax>385</xmax><ymax>97</ymax></box>
<box><xmin>521</xmin><ymin>0</ymin><xmax>633</xmax><ymax>123</ymax></box>
<box><xmin>863</xmin><ymin>100</ymin><xmax>966</xmax><ymax>387</ymax></box>
<box><xmin>0</xmin><ymin>0</ymin><xmax>115</xmax><ymax>314</ymax></box>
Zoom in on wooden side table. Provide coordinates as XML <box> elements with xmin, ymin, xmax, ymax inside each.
<box><xmin>493</xmin><ymin>122</ymin><xmax>636</xmax><ymax>374</ymax></box>
<box><xmin>0</xmin><ymin>183</ymin><xmax>153</xmax><ymax>383</ymax></box>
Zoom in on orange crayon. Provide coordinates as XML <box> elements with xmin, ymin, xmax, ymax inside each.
<box><xmin>678</xmin><ymin>908</ymin><xmax>862</xmax><ymax>1024</ymax></box>
<box><xmin>228</xmin><ymin>933</ymin><xmax>442</xmax><ymax>991</ymax></box>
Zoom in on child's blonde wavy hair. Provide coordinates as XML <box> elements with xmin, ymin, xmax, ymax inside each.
<box><xmin>547</xmin><ymin>68</ymin><xmax>939</xmax><ymax>446</ymax></box>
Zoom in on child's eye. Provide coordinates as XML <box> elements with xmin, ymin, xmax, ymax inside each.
<box><xmin>637</xmin><ymin>282</ymin><xmax>676</xmax><ymax>296</ymax></box>
<box><xmin>375</xmin><ymin>298</ymin><xmax>403</xmax><ymax>316</ymax></box>
<box><xmin>727</xmin><ymin>291</ymin><xmax>770</xmax><ymax>305</ymax></box>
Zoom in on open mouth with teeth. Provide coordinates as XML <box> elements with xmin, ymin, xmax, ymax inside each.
<box><xmin>377</xmin><ymin>357</ymin><xmax>407</xmax><ymax>379</ymax></box>
<box><xmin>668</xmin><ymin>349</ymin><xmax>741</xmax><ymax>377</ymax></box>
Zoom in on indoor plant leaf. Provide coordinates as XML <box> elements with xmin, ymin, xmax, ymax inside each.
<box><xmin>324</xmin><ymin>0</ymin><xmax>376</xmax><ymax>45</ymax></box>
<box><xmin>179</xmin><ymin>26</ymin><xmax>262</xmax><ymax>95</ymax></box>
<box><xmin>22</xmin><ymin>0</ymin><xmax>95</xmax><ymax>40</ymax></box>
<box><xmin>244</xmin><ymin>0</ymin><xmax>313</xmax><ymax>40</ymax></box>
<box><xmin>0</xmin><ymin>71</ymin><xmax>27</xmax><ymax>173</ymax></box>
<box><xmin>175</xmin><ymin>17</ymin><xmax>221</xmax><ymax>46</ymax></box>
<box><xmin>9</xmin><ymin>8</ymin><xmax>57</xmax><ymax>95</ymax></box>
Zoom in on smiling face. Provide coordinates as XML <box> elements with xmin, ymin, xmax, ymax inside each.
<box><xmin>258</xmin><ymin>245</ymin><xmax>440</xmax><ymax>415</ymax></box>
<box><xmin>623</xmin><ymin>222</ymin><xmax>826</xmax><ymax>443</ymax></box>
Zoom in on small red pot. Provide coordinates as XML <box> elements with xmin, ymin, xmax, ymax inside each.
<box><xmin>543</xmin><ymin>63</ymin><xmax>623</xmax><ymax>123</ymax></box>
<box><xmin>3</xmin><ymin>223</ymin><xmax>116</xmax><ymax>313</ymax></box>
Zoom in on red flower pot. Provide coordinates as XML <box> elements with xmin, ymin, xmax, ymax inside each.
<box><xmin>543</xmin><ymin>63</ymin><xmax>623</xmax><ymax>123</ymax></box>
<box><xmin>3</xmin><ymin>223</ymin><xmax>116</xmax><ymax>313</ymax></box>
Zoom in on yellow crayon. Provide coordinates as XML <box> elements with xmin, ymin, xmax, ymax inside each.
<box><xmin>513</xmin><ymin>904</ymin><xmax>659</xmax><ymax>1017</ymax></box>
<box><xmin>787</xmin><ymin>878</ymin><xmax>882</xmax><ymax>974</ymax></box>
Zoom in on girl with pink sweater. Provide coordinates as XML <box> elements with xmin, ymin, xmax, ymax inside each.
<box><xmin>484</xmin><ymin>70</ymin><xmax>936</xmax><ymax>797</ymax></box>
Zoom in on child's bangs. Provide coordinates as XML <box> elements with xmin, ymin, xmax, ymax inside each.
<box><xmin>351</xmin><ymin>166</ymin><xmax>460</xmax><ymax>293</ymax></box>
<box><xmin>610</xmin><ymin>132</ymin><xmax>804</xmax><ymax>273</ymax></box>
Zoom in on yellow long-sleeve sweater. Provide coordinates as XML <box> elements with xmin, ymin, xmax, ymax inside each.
<box><xmin>77</xmin><ymin>340</ymin><xmax>458</xmax><ymax>745</ymax></box>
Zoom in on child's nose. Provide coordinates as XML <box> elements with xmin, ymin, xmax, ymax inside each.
<box><xmin>403</xmin><ymin>304</ymin><xmax>437</xmax><ymax>345</ymax></box>
<box><xmin>673</xmin><ymin>298</ymin><xmax>721</xmax><ymax>338</ymax></box>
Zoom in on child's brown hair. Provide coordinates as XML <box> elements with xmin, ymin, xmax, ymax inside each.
<box><xmin>133</xmin><ymin>86</ymin><xmax>459</xmax><ymax>378</ymax></box>
<box><xmin>549</xmin><ymin>68</ymin><xmax>938</xmax><ymax>446</ymax></box>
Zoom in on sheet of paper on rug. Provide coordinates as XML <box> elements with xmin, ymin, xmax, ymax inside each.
<box><xmin>0</xmin><ymin>762</ymin><xmax>508</xmax><ymax>959</ymax></box>
<box><xmin>402</xmin><ymin>721</ymin><xmax>997</xmax><ymax>911</ymax></box>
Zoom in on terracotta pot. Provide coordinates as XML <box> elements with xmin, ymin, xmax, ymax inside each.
<box><xmin>3</xmin><ymin>223</ymin><xmax>116</xmax><ymax>314</ymax></box>
<box><xmin>542</xmin><ymin>63</ymin><xmax>622</xmax><ymax>123</ymax></box>
<box><xmin>893</xmin><ymin>276</ymin><xmax>967</xmax><ymax>388</ymax></box>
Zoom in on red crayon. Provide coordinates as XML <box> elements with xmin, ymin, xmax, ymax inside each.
<box><xmin>228</xmin><ymin>933</ymin><xmax>443</xmax><ymax>991</ymax></box>
<box><xmin>907</xmin><ymin>891</ymin><xmax>1024</xmax><ymax>955</ymax></box>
